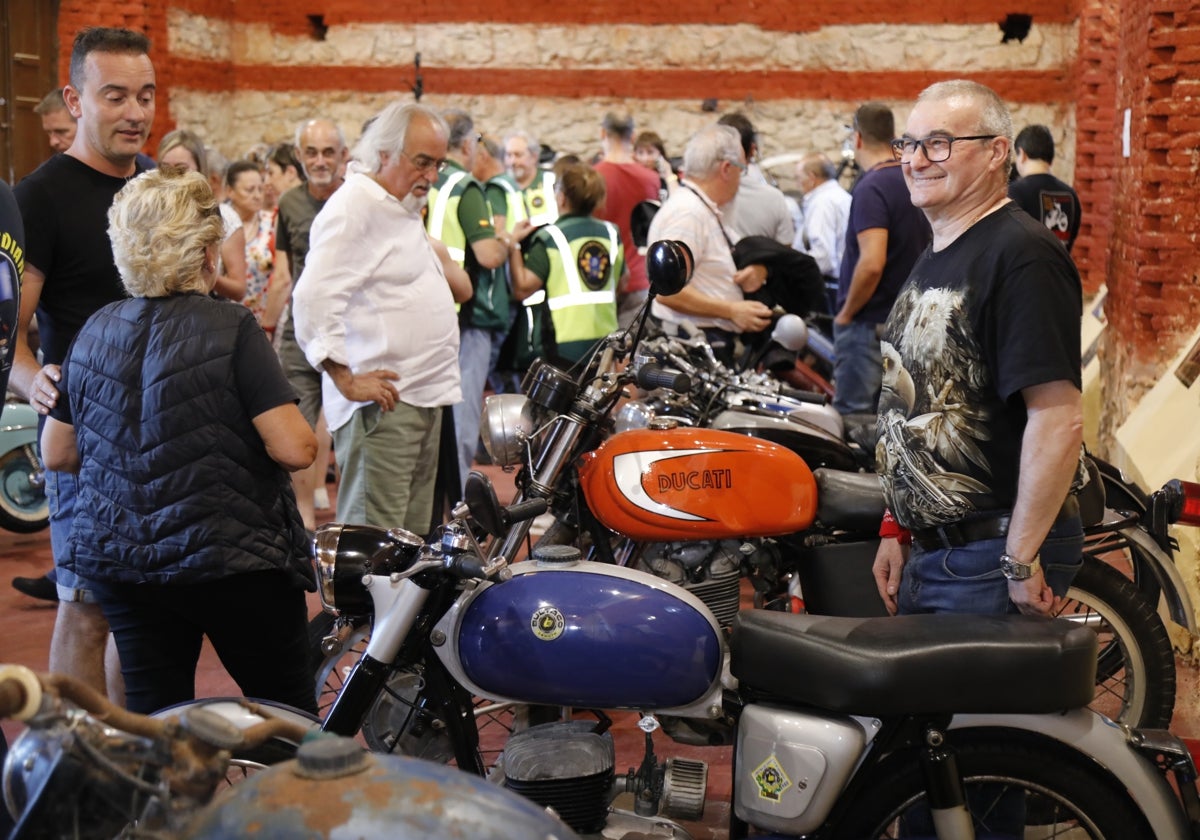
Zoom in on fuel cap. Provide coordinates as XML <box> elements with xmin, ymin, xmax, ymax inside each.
<box><xmin>532</xmin><ymin>544</ymin><xmax>582</xmax><ymax>566</ymax></box>
<box><xmin>293</xmin><ymin>735</ymin><xmax>371</xmax><ymax>779</ymax></box>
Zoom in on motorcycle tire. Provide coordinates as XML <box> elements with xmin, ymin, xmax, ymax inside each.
<box><xmin>0</xmin><ymin>446</ymin><xmax>48</xmax><ymax>533</ymax></box>
<box><xmin>1058</xmin><ymin>558</ymin><xmax>1175</xmax><ymax>729</ymax></box>
<box><xmin>832</xmin><ymin>728</ymin><xmax>1154</xmax><ymax>839</ymax></box>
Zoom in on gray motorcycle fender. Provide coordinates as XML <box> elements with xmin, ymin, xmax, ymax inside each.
<box><xmin>0</xmin><ymin>402</ymin><xmax>40</xmax><ymax>447</ymax></box>
<box><xmin>952</xmin><ymin>709</ymin><xmax>1189</xmax><ymax>840</ymax></box>
<box><xmin>1116</xmin><ymin>521</ymin><xmax>1198</xmax><ymax>636</ymax></box>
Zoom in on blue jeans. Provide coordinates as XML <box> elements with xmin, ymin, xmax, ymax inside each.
<box><xmin>832</xmin><ymin>319</ymin><xmax>883</xmax><ymax>415</ymax></box>
<box><xmin>453</xmin><ymin>326</ymin><xmax>505</xmax><ymax>494</ymax></box>
<box><xmin>897</xmin><ymin>516</ymin><xmax>1085</xmax><ymax>615</ymax></box>
<box><xmin>47</xmin><ymin>470</ymin><xmax>96</xmax><ymax>603</ymax></box>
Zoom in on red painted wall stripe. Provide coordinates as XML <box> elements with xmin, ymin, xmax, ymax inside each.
<box><xmin>170</xmin><ymin>0</ymin><xmax>1082</xmax><ymax>33</ymax></box>
<box><xmin>168</xmin><ymin>60</ymin><xmax>1074</xmax><ymax>104</ymax></box>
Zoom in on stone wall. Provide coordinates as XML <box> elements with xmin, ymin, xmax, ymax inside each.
<box><xmin>58</xmin><ymin>2</ymin><xmax>1082</xmax><ymax>191</ymax></box>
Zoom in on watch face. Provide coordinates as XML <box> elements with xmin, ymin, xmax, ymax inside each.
<box><xmin>1001</xmin><ymin>556</ymin><xmax>1030</xmax><ymax>580</ymax></box>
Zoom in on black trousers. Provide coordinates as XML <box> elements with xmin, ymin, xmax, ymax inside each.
<box><xmin>93</xmin><ymin>570</ymin><xmax>317</xmax><ymax>716</ymax></box>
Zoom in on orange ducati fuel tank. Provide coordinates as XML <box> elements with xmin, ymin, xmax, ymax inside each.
<box><xmin>577</xmin><ymin>427</ymin><xmax>818</xmax><ymax>541</ymax></box>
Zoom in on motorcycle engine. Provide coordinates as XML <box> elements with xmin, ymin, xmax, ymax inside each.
<box><xmin>635</xmin><ymin>539</ymin><xmax>744</xmax><ymax>627</ymax></box>
<box><xmin>3</xmin><ymin>714</ymin><xmax>167</xmax><ymax>837</ymax></box>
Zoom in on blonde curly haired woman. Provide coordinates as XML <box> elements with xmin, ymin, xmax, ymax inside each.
<box><xmin>40</xmin><ymin>167</ymin><xmax>318</xmax><ymax>715</ymax></box>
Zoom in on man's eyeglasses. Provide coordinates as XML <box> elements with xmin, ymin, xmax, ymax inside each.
<box><xmin>726</xmin><ymin>157</ymin><xmax>747</xmax><ymax>173</ymax></box>
<box><xmin>890</xmin><ymin>134</ymin><xmax>998</xmax><ymax>163</ymax></box>
<box><xmin>400</xmin><ymin>149</ymin><xmax>448</xmax><ymax>174</ymax></box>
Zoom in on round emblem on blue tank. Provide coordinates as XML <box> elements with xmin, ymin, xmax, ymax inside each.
<box><xmin>531</xmin><ymin>606</ymin><xmax>566</xmax><ymax>641</ymax></box>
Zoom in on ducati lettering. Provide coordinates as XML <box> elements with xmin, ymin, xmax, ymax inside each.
<box><xmin>531</xmin><ymin>606</ymin><xmax>566</xmax><ymax>641</ymax></box>
<box><xmin>656</xmin><ymin>468</ymin><xmax>733</xmax><ymax>493</ymax></box>
<box><xmin>752</xmin><ymin>754</ymin><xmax>793</xmax><ymax>802</ymax></box>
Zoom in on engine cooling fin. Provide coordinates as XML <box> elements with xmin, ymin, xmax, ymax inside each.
<box><xmin>500</xmin><ymin>720</ymin><xmax>615</xmax><ymax>834</ymax></box>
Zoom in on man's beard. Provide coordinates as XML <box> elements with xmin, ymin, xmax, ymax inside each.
<box><xmin>401</xmin><ymin>191</ymin><xmax>428</xmax><ymax>214</ymax></box>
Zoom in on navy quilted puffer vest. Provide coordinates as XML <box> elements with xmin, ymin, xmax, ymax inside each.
<box><xmin>64</xmin><ymin>294</ymin><xmax>313</xmax><ymax>589</ymax></box>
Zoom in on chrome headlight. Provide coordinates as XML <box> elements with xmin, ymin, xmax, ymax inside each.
<box><xmin>479</xmin><ymin>393</ymin><xmax>534</xmax><ymax>467</ymax></box>
<box><xmin>313</xmin><ymin>523</ymin><xmax>425</xmax><ymax>616</ymax></box>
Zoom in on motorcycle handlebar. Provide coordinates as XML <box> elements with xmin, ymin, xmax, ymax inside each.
<box><xmin>636</xmin><ymin>363</ymin><xmax>692</xmax><ymax>393</ymax></box>
<box><xmin>778</xmin><ymin>384</ymin><xmax>829</xmax><ymax>405</ymax></box>
<box><xmin>505</xmin><ymin>497</ymin><xmax>549</xmax><ymax>524</ymax></box>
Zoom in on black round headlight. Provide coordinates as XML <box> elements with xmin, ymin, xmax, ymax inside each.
<box><xmin>313</xmin><ymin>524</ymin><xmax>425</xmax><ymax>616</ymax></box>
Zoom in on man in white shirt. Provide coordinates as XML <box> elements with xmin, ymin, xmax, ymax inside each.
<box><xmin>793</xmin><ymin>152</ymin><xmax>852</xmax><ymax>310</ymax></box>
<box><xmin>294</xmin><ymin>102</ymin><xmax>471</xmax><ymax>533</ymax></box>
<box><xmin>648</xmin><ymin>123</ymin><xmax>773</xmax><ymax>363</ymax></box>
<box><xmin>718</xmin><ymin>112</ymin><xmax>795</xmax><ymax>246</ymax></box>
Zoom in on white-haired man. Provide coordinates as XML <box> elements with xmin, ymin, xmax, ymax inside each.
<box><xmin>294</xmin><ymin>102</ymin><xmax>470</xmax><ymax>534</ymax></box>
<box><xmin>647</xmin><ymin>123</ymin><xmax>772</xmax><ymax>363</ymax></box>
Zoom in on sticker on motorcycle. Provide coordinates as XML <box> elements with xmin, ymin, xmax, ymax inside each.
<box><xmin>531</xmin><ymin>606</ymin><xmax>566</xmax><ymax>641</ymax></box>
<box><xmin>752</xmin><ymin>754</ymin><xmax>793</xmax><ymax>802</ymax></box>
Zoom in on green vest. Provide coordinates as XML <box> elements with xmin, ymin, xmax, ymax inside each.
<box><xmin>427</xmin><ymin>166</ymin><xmax>510</xmax><ymax>331</ymax></box>
<box><xmin>426</xmin><ymin>169</ymin><xmax>472</xmax><ymax>264</ymax></box>
<box><xmin>486</xmin><ymin>173</ymin><xmax>528</xmax><ymax>233</ymax></box>
<box><xmin>522</xmin><ymin>217</ymin><xmax>621</xmax><ymax>364</ymax></box>
<box><xmin>523</xmin><ymin>169</ymin><xmax>558</xmax><ymax>227</ymax></box>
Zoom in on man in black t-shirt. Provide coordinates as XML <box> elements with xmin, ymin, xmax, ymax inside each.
<box><xmin>11</xmin><ymin>27</ymin><xmax>156</xmax><ymax>700</ymax></box>
<box><xmin>1008</xmin><ymin>124</ymin><xmax>1082</xmax><ymax>253</ymax></box>
<box><xmin>872</xmin><ymin>81</ymin><xmax>1084</xmax><ymax>620</ymax></box>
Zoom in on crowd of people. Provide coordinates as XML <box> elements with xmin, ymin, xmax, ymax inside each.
<box><xmin>4</xmin><ymin>24</ymin><xmax>1087</xmax><ymax>714</ymax></box>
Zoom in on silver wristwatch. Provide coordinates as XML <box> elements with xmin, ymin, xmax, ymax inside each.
<box><xmin>1000</xmin><ymin>553</ymin><xmax>1042</xmax><ymax>581</ymax></box>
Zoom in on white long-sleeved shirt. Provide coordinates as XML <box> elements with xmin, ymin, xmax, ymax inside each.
<box><xmin>293</xmin><ymin>172</ymin><xmax>461</xmax><ymax>433</ymax></box>
<box><xmin>793</xmin><ymin>178</ymin><xmax>852</xmax><ymax>278</ymax></box>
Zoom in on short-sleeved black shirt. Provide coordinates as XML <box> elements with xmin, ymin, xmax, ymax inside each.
<box><xmin>0</xmin><ymin>180</ymin><xmax>23</xmax><ymax>395</ymax></box>
<box><xmin>877</xmin><ymin>203</ymin><xmax>1082</xmax><ymax>530</ymax></box>
<box><xmin>14</xmin><ymin>155</ymin><xmax>149</xmax><ymax>366</ymax></box>
<box><xmin>51</xmin><ymin>296</ymin><xmax>297</xmax><ymax>427</ymax></box>
<box><xmin>1008</xmin><ymin>173</ymin><xmax>1082</xmax><ymax>253</ymax></box>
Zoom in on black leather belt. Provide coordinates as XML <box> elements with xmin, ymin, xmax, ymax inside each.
<box><xmin>910</xmin><ymin>496</ymin><xmax>1080</xmax><ymax>551</ymax></box>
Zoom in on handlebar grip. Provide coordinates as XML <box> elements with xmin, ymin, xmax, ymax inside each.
<box><xmin>778</xmin><ymin>384</ymin><xmax>829</xmax><ymax>405</ymax></box>
<box><xmin>452</xmin><ymin>555</ymin><xmax>489</xmax><ymax>580</ymax></box>
<box><xmin>0</xmin><ymin>665</ymin><xmax>42</xmax><ymax>721</ymax></box>
<box><xmin>505</xmin><ymin>497</ymin><xmax>549</xmax><ymax>525</ymax></box>
<box><xmin>637</xmin><ymin>363</ymin><xmax>692</xmax><ymax>393</ymax></box>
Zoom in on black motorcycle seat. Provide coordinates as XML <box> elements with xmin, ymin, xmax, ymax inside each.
<box><xmin>814</xmin><ymin>469</ymin><xmax>886</xmax><ymax>532</ymax></box>
<box><xmin>730</xmin><ymin>611</ymin><xmax>1098</xmax><ymax>716</ymax></box>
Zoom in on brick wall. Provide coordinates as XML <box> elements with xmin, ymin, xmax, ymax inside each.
<box><xmin>1100</xmin><ymin>0</ymin><xmax>1200</xmax><ymax>442</ymax></box>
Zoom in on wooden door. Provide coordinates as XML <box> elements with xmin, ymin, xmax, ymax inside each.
<box><xmin>1</xmin><ymin>0</ymin><xmax>59</xmax><ymax>184</ymax></box>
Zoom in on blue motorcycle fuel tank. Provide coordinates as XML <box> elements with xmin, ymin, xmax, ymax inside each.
<box><xmin>441</xmin><ymin>561</ymin><xmax>723</xmax><ymax>710</ymax></box>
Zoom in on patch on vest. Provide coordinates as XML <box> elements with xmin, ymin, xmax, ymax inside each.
<box><xmin>531</xmin><ymin>195</ymin><xmax>545</xmax><ymax>209</ymax></box>
<box><xmin>1039</xmin><ymin>192</ymin><xmax>1073</xmax><ymax>244</ymax></box>
<box><xmin>577</xmin><ymin>240</ymin><xmax>611</xmax><ymax>290</ymax></box>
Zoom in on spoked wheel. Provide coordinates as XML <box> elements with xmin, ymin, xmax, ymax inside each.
<box><xmin>1054</xmin><ymin>558</ymin><xmax>1175</xmax><ymax>728</ymax></box>
<box><xmin>309</xmin><ymin>612</ymin><xmax>370</xmax><ymax>717</ymax></box>
<box><xmin>834</xmin><ymin>730</ymin><xmax>1154</xmax><ymax>839</ymax></box>
<box><xmin>306</xmin><ymin>612</ymin><xmax>531</xmax><ymax>769</ymax></box>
